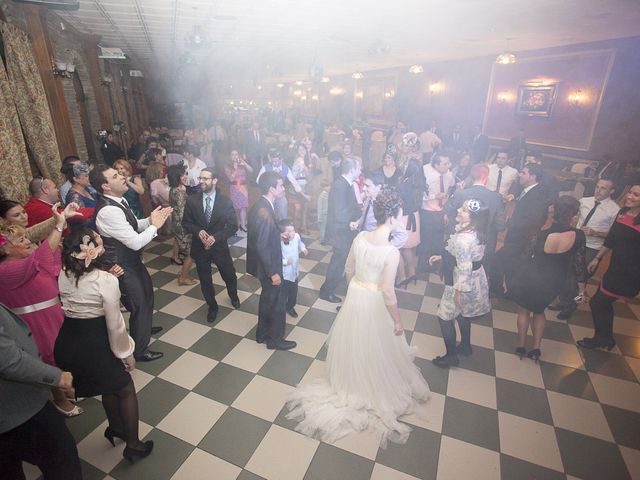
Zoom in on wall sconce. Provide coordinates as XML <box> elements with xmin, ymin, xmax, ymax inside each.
<box><xmin>496</xmin><ymin>91</ymin><xmax>514</xmax><ymax>103</ymax></box>
<box><xmin>295</xmin><ymin>80</ymin><xmax>303</xmax><ymax>86</ymax></box>
<box><xmin>52</xmin><ymin>59</ymin><xmax>76</xmax><ymax>78</ymax></box>
<box><xmin>277</xmin><ymin>83</ymin><xmax>285</xmax><ymax>88</ymax></box>
<box><xmin>101</xmin><ymin>75</ymin><xmax>113</xmax><ymax>86</ymax></box>
<box><xmin>352</xmin><ymin>72</ymin><xmax>364</xmax><ymax>80</ymax></box>
<box><xmin>384</xmin><ymin>89</ymin><xmax>395</xmax><ymax>98</ymax></box>
<box><xmin>300</xmin><ymin>95</ymin><xmax>307</xmax><ymax>101</ymax></box>
<box><xmin>409</xmin><ymin>64</ymin><xmax>424</xmax><ymax>74</ymax></box>
<box><xmin>355</xmin><ymin>90</ymin><xmax>364</xmax><ymax>99</ymax></box>
<box><xmin>330</xmin><ymin>87</ymin><xmax>345</xmax><ymax>96</ymax></box>
<box><xmin>428</xmin><ymin>82</ymin><xmax>443</xmax><ymax>94</ymax></box>
<box><xmin>311</xmin><ymin>94</ymin><xmax>319</xmax><ymax>101</ymax></box>
<box><xmin>257</xmin><ymin>85</ymin><xmax>263</xmax><ymax>90</ymax></box>
<box><xmin>320</xmin><ymin>76</ymin><xmax>331</xmax><ymax>83</ymax></box>
<box><xmin>567</xmin><ymin>90</ymin><xmax>584</xmax><ymax>106</ymax></box>
<box><xmin>292</xmin><ymin>89</ymin><xmax>302</xmax><ymax>97</ymax></box>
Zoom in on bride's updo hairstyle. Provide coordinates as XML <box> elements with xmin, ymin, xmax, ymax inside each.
<box><xmin>373</xmin><ymin>188</ymin><xmax>403</xmax><ymax>225</ymax></box>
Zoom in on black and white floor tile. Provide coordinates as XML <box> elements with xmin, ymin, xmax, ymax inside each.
<box><xmin>24</xmin><ymin>232</ymin><xmax>640</xmax><ymax>480</ymax></box>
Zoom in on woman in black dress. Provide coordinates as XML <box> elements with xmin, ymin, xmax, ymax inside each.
<box><xmin>508</xmin><ymin>196</ymin><xmax>587</xmax><ymax>362</ymax></box>
<box><xmin>54</xmin><ymin>228</ymin><xmax>153</xmax><ymax>463</ymax></box>
<box><xmin>375</xmin><ymin>146</ymin><xmax>402</xmax><ymax>187</ymax></box>
<box><xmin>578</xmin><ymin>183</ymin><xmax>640</xmax><ymax>350</ymax></box>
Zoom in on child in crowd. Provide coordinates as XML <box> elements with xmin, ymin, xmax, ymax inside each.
<box><xmin>280</xmin><ymin>219</ymin><xmax>308</xmax><ymax>318</ymax></box>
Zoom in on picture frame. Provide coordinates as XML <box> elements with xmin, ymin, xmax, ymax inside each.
<box><xmin>516</xmin><ymin>84</ymin><xmax>557</xmax><ymax>117</ymax></box>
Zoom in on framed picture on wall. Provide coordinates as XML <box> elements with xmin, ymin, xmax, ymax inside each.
<box><xmin>516</xmin><ymin>84</ymin><xmax>557</xmax><ymax>117</ymax></box>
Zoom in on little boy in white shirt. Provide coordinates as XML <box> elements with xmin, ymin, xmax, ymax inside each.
<box><xmin>280</xmin><ymin>219</ymin><xmax>308</xmax><ymax>318</ymax></box>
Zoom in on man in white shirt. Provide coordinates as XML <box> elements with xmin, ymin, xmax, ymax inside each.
<box><xmin>553</xmin><ymin>179</ymin><xmax>619</xmax><ymax>319</ymax></box>
<box><xmin>486</xmin><ymin>150</ymin><xmax>519</xmax><ymax>201</ymax></box>
<box><xmin>90</xmin><ymin>165</ymin><xmax>173</xmax><ymax>362</ymax></box>
<box><xmin>419</xmin><ymin>152</ymin><xmax>454</xmax><ymax>271</ymax></box>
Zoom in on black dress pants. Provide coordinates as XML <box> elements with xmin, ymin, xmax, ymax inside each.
<box><xmin>256</xmin><ymin>277</ymin><xmax>286</xmax><ymax>343</ymax></box>
<box><xmin>194</xmin><ymin>246</ymin><xmax>239</xmax><ymax>308</ymax></box>
<box><xmin>119</xmin><ymin>260</ymin><xmax>154</xmax><ymax>357</ymax></box>
<box><xmin>590</xmin><ymin>288</ymin><xmax>618</xmax><ymax>340</ymax></box>
<box><xmin>0</xmin><ymin>401</ymin><xmax>82</xmax><ymax>480</ymax></box>
<box><xmin>283</xmin><ymin>279</ymin><xmax>299</xmax><ymax>311</ymax></box>
<box><xmin>320</xmin><ymin>243</ymin><xmax>350</xmax><ymax>297</ymax></box>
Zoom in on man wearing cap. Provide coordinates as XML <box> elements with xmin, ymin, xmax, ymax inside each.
<box><xmin>256</xmin><ymin>147</ymin><xmax>307</xmax><ymax>220</ymax></box>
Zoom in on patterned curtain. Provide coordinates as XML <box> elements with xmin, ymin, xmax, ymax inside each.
<box><xmin>0</xmin><ymin>21</ymin><xmax>64</xmax><ymax>186</ymax></box>
<box><xmin>0</xmin><ymin>43</ymin><xmax>31</xmax><ymax>203</ymax></box>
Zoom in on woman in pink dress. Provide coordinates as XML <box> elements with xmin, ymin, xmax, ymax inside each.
<box><xmin>0</xmin><ymin>202</ymin><xmax>82</xmax><ymax>416</ymax></box>
<box><xmin>225</xmin><ymin>149</ymin><xmax>253</xmax><ymax>233</ymax></box>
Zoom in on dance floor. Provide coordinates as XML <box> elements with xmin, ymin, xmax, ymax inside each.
<box><xmin>24</xmin><ymin>232</ymin><xmax>640</xmax><ymax>480</ymax></box>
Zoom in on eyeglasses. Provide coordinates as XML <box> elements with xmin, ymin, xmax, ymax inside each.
<box><xmin>198</xmin><ymin>176</ymin><xmax>214</xmax><ymax>181</ymax></box>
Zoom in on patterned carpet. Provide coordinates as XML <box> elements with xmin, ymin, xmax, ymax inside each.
<box><xmin>24</xmin><ymin>231</ymin><xmax>640</xmax><ymax>480</ymax></box>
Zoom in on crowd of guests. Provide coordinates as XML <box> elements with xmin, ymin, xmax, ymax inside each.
<box><xmin>1</xmin><ymin>117</ymin><xmax>639</xmax><ymax>477</ymax></box>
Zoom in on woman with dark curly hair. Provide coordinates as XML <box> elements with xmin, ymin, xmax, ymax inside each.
<box><xmin>287</xmin><ymin>188</ymin><xmax>430</xmax><ymax>447</ymax></box>
<box><xmin>508</xmin><ymin>196</ymin><xmax>587</xmax><ymax>362</ymax></box>
<box><xmin>54</xmin><ymin>228</ymin><xmax>153</xmax><ymax>463</ymax></box>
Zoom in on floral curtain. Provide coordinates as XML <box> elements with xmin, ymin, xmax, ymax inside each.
<box><xmin>0</xmin><ymin>41</ymin><xmax>31</xmax><ymax>203</ymax></box>
<box><xmin>1</xmin><ymin>21</ymin><xmax>64</xmax><ymax>187</ymax></box>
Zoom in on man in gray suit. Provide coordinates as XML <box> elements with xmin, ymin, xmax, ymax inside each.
<box><xmin>0</xmin><ymin>303</ymin><xmax>81</xmax><ymax>479</ymax></box>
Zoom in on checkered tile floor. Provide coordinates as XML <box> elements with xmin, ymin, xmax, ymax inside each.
<box><xmin>24</xmin><ymin>232</ymin><xmax>640</xmax><ymax>480</ymax></box>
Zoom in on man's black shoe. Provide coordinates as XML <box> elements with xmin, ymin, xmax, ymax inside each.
<box><xmin>135</xmin><ymin>350</ymin><xmax>164</xmax><ymax>362</ymax></box>
<box><xmin>230</xmin><ymin>297</ymin><xmax>241</xmax><ymax>309</ymax></box>
<box><xmin>319</xmin><ymin>293</ymin><xmax>342</xmax><ymax>303</ymax></box>
<box><xmin>287</xmin><ymin>308</ymin><xmax>298</xmax><ymax>318</ymax></box>
<box><xmin>266</xmin><ymin>339</ymin><xmax>297</xmax><ymax>350</ymax></box>
<box><xmin>150</xmin><ymin>326</ymin><xmax>163</xmax><ymax>335</ymax></box>
<box><xmin>207</xmin><ymin>306</ymin><xmax>219</xmax><ymax>323</ymax></box>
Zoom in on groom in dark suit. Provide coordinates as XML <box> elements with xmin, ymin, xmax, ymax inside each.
<box><xmin>247</xmin><ymin>171</ymin><xmax>296</xmax><ymax>350</ymax></box>
<box><xmin>183</xmin><ymin>168</ymin><xmax>240</xmax><ymax>323</ymax></box>
<box><xmin>319</xmin><ymin>157</ymin><xmax>363</xmax><ymax>303</ymax></box>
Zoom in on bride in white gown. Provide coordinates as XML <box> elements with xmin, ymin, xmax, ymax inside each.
<box><xmin>287</xmin><ymin>189</ymin><xmax>430</xmax><ymax>447</ymax></box>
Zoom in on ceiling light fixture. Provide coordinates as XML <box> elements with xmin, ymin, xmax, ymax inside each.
<box><xmin>496</xmin><ymin>37</ymin><xmax>516</xmax><ymax>64</ymax></box>
<box><xmin>496</xmin><ymin>52</ymin><xmax>517</xmax><ymax>64</ymax></box>
<box><xmin>52</xmin><ymin>58</ymin><xmax>76</xmax><ymax>78</ymax></box>
<box><xmin>277</xmin><ymin>83</ymin><xmax>285</xmax><ymax>88</ymax></box>
<box><xmin>352</xmin><ymin>72</ymin><xmax>364</xmax><ymax>79</ymax></box>
<box><xmin>409</xmin><ymin>64</ymin><xmax>424</xmax><ymax>74</ymax></box>
<box><xmin>320</xmin><ymin>76</ymin><xmax>331</xmax><ymax>83</ymax></box>
<box><xmin>295</xmin><ymin>80</ymin><xmax>303</xmax><ymax>86</ymax></box>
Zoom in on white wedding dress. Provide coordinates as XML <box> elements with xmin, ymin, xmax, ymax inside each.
<box><xmin>287</xmin><ymin>232</ymin><xmax>430</xmax><ymax>447</ymax></box>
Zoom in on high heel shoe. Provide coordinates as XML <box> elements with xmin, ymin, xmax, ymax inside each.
<box><xmin>577</xmin><ymin>337</ymin><xmax>616</xmax><ymax>351</ymax></box>
<box><xmin>104</xmin><ymin>427</ymin><xmax>126</xmax><ymax>447</ymax></box>
<box><xmin>123</xmin><ymin>440</ymin><xmax>154</xmax><ymax>464</ymax></box>
<box><xmin>395</xmin><ymin>275</ymin><xmax>418</xmax><ymax>289</ymax></box>
<box><xmin>170</xmin><ymin>257</ymin><xmax>184</xmax><ymax>266</ymax></box>
<box><xmin>527</xmin><ymin>348</ymin><xmax>541</xmax><ymax>363</ymax></box>
<box><xmin>514</xmin><ymin>347</ymin><xmax>526</xmax><ymax>359</ymax></box>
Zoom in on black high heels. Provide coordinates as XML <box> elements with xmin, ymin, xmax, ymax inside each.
<box><xmin>104</xmin><ymin>427</ymin><xmax>126</xmax><ymax>447</ymax></box>
<box><xmin>170</xmin><ymin>257</ymin><xmax>184</xmax><ymax>266</ymax></box>
<box><xmin>577</xmin><ymin>337</ymin><xmax>616</xmax><ymax>351</ymax></box>
<box><xmin>395</xmin><ymin>275</ymin><xmax>418</xmax><ymax>289</ymax></box>
<box><xmin>527</xmin><ymin>348</ymin><xmax>541</xmax><ymax>363</ymax></box>
<box><xmin>123</xmin><ymin>440</ymin><xmax>154</xmax><ymax>464</ymax></box>
<box><xmin>514</xmin><ymin>347</ymin><xmax>526</xmax><ymax>359</ymax></box>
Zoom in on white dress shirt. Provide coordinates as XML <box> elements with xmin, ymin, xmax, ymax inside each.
<box><xmin>576</xmin><ymin>196</ymin><xmax>620</xmax><ymax>250</ymax></box>
<box><xmin>95</xmin><ymin>194</ymin><xmax>156</xmax><ymax>251</ymax></box>
<box><xmin>422</xmin><ymin>164</ymin><xmax>454</xmax><ymax>211</ymax></box>
<box><xmin>486</xmin><ymin>163</ymin><xmax>519</xmax><ymax>196</ymax></box>
<box><xmin>256</xmin><ymin>164</ymin><xmax>303</xmax><ymax>193</ymax></box>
